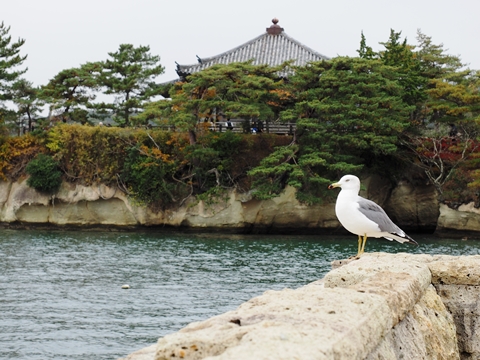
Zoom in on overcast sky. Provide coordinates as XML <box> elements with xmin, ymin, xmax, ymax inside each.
<box><xmin>4</xmin><ymin>0</ymin><xmax>480</xmax><ymax>87</ymax></box>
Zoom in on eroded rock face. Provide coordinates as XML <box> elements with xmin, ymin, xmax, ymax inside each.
<box><xmin>0</xmin><ymin>180</ymin><xmax>340</xmax><ymax>232</ymax></box>
<box><xmin>436</xmin><ymin>203</ymin><xmax>480</xmax><ymax>236</ymax></box>
<box><xmin>385</xmin><ymin>180</ymin><xmax>440</xmax><ymax>231</ymax></box>
<box><xmin>0</xmin><ymin>177</ymin><xmax>478</xmax><ymax>235</ymax></box>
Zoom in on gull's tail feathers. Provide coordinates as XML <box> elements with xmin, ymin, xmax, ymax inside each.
<box><xmin>383</xmin><ymin>232</ymin><xmax>418</xmax><ymax>246</ymax></box>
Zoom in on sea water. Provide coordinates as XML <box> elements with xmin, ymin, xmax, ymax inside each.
<box><xmin>0</xmin><ymin>230</ymin><xmax>478</xmax><ymax>359</ymax></box>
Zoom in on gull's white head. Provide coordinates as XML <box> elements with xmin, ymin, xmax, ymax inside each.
<box><xmin>328</xmin><ymin>174</ymin><xmax>361</xmax><ymax>191</ymax></box>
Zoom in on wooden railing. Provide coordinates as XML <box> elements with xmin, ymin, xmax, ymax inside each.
<box><xmin>153</xmin><ymin>121</ymin><xmax>296</xmax><ymax>135</ymax></box>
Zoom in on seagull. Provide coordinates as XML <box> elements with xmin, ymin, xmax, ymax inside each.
<box><xmin>328</xmin><ymin>174</ymin><xmax>418</xmax><ymax>258</ymax></box>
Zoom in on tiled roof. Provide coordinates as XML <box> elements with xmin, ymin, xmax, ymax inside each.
<box><xmin>175</xmin><ymin>19</ymin><xmax>329</xmax><ymax>78</ymax></box>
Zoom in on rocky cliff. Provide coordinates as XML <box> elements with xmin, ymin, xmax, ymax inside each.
<box><xmin>121</xmin><ymin>253</ymin><xmax>480</xmax><ymax>360</ymax></box>
<box><xmin>0</xmin><ymin>176</ymin><xmax>479</xmax><ymax>235</ymax></box>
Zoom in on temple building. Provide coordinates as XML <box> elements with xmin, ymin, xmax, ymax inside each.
<box><xmin>174</xmin><ymin>18</ymin><xmax>330</xmax><ymax>80</ymax></box>
<box><xmin>164</xmin><ymin>19</ymin><xmax>330</xmax><ymax>134</ymax></box>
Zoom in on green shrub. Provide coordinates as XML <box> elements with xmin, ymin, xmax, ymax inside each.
<box><xmin>121</xmin><ymin>145</ymin><xmax>187</xmax><ymax>208</ymax></box>
<box><xmin>188</xmin><ymin>131</ymin><xmax>246</xmax><ymax>191</ymax></box>
<box><xmin>25</xmin><ymin>154</ymin><xmax>63</xmax><ymax>193</ymax></box>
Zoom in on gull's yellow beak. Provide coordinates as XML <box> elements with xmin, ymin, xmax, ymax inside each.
<box><xmin>328</xmin><ymin>182</ymin><xmax>340</xmax><ymax>190</ymax></box>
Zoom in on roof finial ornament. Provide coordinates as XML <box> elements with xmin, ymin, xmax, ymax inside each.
<box><xmin>266</xmin><ymin>18</ymin><xmax>284</xmax><ymax>35</ymax></box>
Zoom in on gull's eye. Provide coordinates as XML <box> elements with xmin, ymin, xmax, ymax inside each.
<box><xmin>345</xmin><ymin>179</ymin><xmax>350</xmax><ymax>182</ymax></box>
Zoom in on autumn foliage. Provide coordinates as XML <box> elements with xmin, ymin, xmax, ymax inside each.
<box><xmin>0</xmin><ymin>125</ymin><xmax>291</xmax><ymax>209</ymax></box>
<box><xmin>0</xmin><ymin>134</ymin><xmax>44</xmax><ymax>181</ymax></box>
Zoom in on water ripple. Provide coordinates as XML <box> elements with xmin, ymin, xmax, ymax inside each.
<box><xmin>0</xmin><ymin>230</ymin><xmax>478</xmax><ymax>359</ymax></box>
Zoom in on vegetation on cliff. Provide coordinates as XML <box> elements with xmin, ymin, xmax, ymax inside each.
<box><xmin>25</xmin><ymin>154</ymin><xmax>62</xmax><ymax>194</ymax></box>
<box><xmin>1</xmin><ymin>22</ymin><xmax>479</xmax><ymax>208</ymax></box>
<box><xmin>0</xmin><ymin>124</ymin><xmax>290</xmax><ymax>208</ymax></box>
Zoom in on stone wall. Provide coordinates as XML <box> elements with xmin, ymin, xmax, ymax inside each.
<box><xmin>121</xmin><ymin>254</ymin><xmax>480</xmax><ymax>360</ymax></box>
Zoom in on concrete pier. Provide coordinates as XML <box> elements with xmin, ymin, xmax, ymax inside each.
<box><xmin>121</xmin><ymin>253</ymin><xmax>480</xmax><ymax>360</ymax></box>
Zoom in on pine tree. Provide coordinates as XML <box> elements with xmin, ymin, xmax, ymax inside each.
<box><xmin>357</xmin><ymin>31</ymin><xmax>376</xmax><ymax>59</ymax></box>
<box><xmin>415</xmin><ymin>30</ymin><xmax>464</xmax><ymax>80</ymax></box>
<box><xmin>0</xmin><ymin>22</ymin><xmax>27</xmax><ymax>119</ymax></box>
<box><xmin>11</xmin><ymin>79</ymin><xmax>43</xmax><ymax>133</ymax></box>
<box><xmin>0</xmin><ymin>22</ymin><xmax>27</xmax><ymax>96</ymax></box>
<box><xmin>152</xmin><ymin>61</ymin><xmax>288</xmax><ymax>144</ymax></box>
<box><xmin>379</xmin><ymin>30</ymin><xmax>427</xmax><ymax>116</ymax></box>
<box><xmin>40</xmin><ymin>62</ymin><xmax>101</xmax><ymax>124</ymax></box>
<box><xmin>98</xmin><ymin>44</ymin><xmax>165</xmax><ymax>126</ymax></box>
<box><xmin>249</xmin><ymin>57</ymin><xmax>414</xmax><ymax>204</ymax></box>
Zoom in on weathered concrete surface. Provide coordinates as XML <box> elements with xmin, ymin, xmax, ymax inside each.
<box><xmin>330</xmin><ymin>254</ymin><xmax>480</xmax><ymax>360</ymax></box>
<box><xmin>121</xmin><ymin>345</ymin><xmax>156</xmax><ymax>360</ymax></box>
<box><xmin>153</xmin><ymin>283</ymin><xmax>394</xmax><ymax>360</ymax></box>
<box><xmin>428</xmin><ymin>257</ymin><xmax>480</xmax><ymax>359</ymax></box>
<box><xmin>435</xmin><ymin>284</ymin><xmax>480</xmax><ymax>360</ymax></box>
<box><xmin>120</xmin><ymin>253</ymin><xmax>480</xmax><ymax>360</ymax></box>
<box><xmin>366</xmin><ymin>285</ymin><xmax>459</xmax><ymax>360</ymax></box>
<box><xmin>0</xmin><ymin>177</ymin><xmax>445</xmax><ymax>233</ymax></box>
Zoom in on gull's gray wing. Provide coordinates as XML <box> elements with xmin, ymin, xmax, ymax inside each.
<box><xmin>357</xmin><ymin>196</ymin><xmax>417</xmax><ymax>244</ymax></box>
<box><xmin>357</xmin><ymin>197</ymin><xmax>402</xmax><ymax>233</ymax></box>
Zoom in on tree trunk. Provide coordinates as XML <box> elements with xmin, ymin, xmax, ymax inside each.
<box><xmin>125</xmin><ymin>91</ymin><xmax>130</xmax><ymax>126</ymax></box>
<box><xmin>27</xmin><ymin>109</ymin><xmax>32</xmax><ymax>132</ymax></box>
<box><xmin>188</xmin><ymin>129</ymin><xmax>196</xmax><ymax>145</ymax></box>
